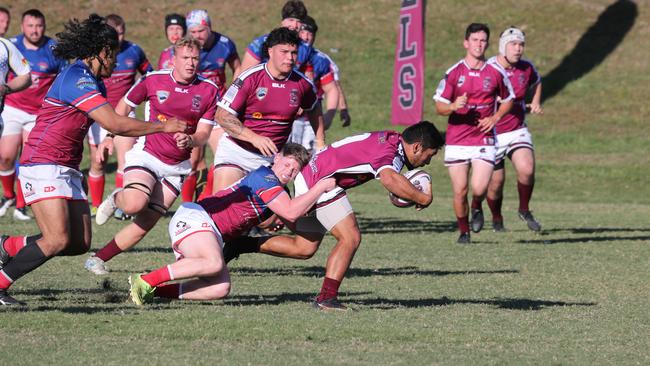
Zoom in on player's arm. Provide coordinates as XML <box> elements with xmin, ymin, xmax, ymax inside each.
<box><xmin>233</xmin><ymin>53</ymin><xmax>259</xmax><ymax>80</ymax></box>
<box><xmin>267</xmin><ymin>178</ymin><xmax>336</xmax><ymax>222</ymax></box>
<box><xmin>477</xmin><ymin>99</ymin><xmax>513</xmax><ymax>133</ymax></box>
<box><xmin>306</xmin><ymin>102</ymin><xmax>326</xmax><ymax>151</ymax></box>
<box><xmin>89</xmin><ymin>104</ymin><xmax>186</xmax><ymax>137</ymax></box>
<box><xmin>379</xmin><ymin>168</ymin><xmax>432</xmax><ymax>207</ymax></box>
<box><xmin>0</xmin><ymin>73</ymin><xmax>31</xmax><ymax>97</ymax></box>
<box><xmin>321</xmin><ymin>81</ymin><xmax>340</xmax><ymax>131</ymax></box>
<box><xmin>175</xmin><ymin>122</ymin><xmax>213</xmax><ymax>150</ymax></box>
<box><xmin>435</xmin><ymin>92</ymin><xmax>468</xmax><ymax>116</ymax></box>
<box><xmin>114</xmin><ymin>97</ymin><xmax>135</xmax><ymax>117</ymax></box>
<box><xmin>215</xmin><ymin>107</ymin><xmax>277</xmax><ymax>156</ymax></box>
<box><xmin>1</xmin><ymin>40</ymin><xmax>32</xmax><ymax>96</ymax></box>
<box><xmin>228</xmin><ymin>55</ymin><xmax>242</xmax><ymax>79</ymax></box>
<box><xmin>337</xmin><ymin>81</ymin><xmax>351</xmax><ymax>127</ymax></box>
<box><xmin>527</xmin><ymin>82</ymin><xmax>543</xmax><ymax>114</ymax></box>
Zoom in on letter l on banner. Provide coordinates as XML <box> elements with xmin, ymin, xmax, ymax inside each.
<box><xmin>391</xmin><ymin>0</ymin><xmax>425</xmax><ymax>126</ymax></box>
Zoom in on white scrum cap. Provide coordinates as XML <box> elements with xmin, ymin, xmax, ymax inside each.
<box><xmin>499</xmin><ymin>27</ymin><xmax>525</xmax><ymax>55</ymax></box>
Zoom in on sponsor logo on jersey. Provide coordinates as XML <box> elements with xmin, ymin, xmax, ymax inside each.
<box><xmin>23</xmin><ymin>182</ymin><xmax>35</xmax><ymax>197</ymax></box>
<box><xmin>289</xmin><ymin>89</ymin><xmax>299</xmax><ymax>107</ymax></box>
<box><xmin>44</xmin><ymin>186</ymin><xmax>56</xmax><ymax>193</ymax></box>
<box><xmin>468</xmin><ymin>71</ymin><xmax>480</xmax><ymax>77</ymax></box>
<box><xmin>76</xmin><ymin>77</ymin><xmax>96</xmax><ymax>90</ymax></box>
<box><xmin>271</xmin><ymin>82</ymin><xmax>285</xmax><ymax>89</ymax></box>
<box><xmin>201</xmin><ymin>222</ymin><xmax>211</xmax><ymax>228</ymax></box>
<box><xmin>156</xmin><ymin>90</ymin><xmax>170</xmax><ymax>104</ymax></box>
<box><xmin>256</xmin><ymin>87</ymin><xmax>267</xmax><ymax>100</ymax></box>
<box><xmin>175</xmin><ymin>87</ymin><xmax>189</xmax><ymax>94</ymax></box>
<box><xmin>252</xmin><ymin>112</ymin><xmax>263</xmax><ymax>119</ymax></box>
<box><xmin>457</xmin><ymin>75</ymin><xmax>465</xmax><ymax>87</ymax></box>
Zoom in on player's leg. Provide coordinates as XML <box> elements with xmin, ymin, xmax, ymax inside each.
<box><xmin>448</xmin><ymin>163</ymin><xmax>471</xmax><ymax>243</ymax></box>
<box><xmin>112</xmin><ymin>136</ymin><xmax>137</xmax><ymax>219</ymax></box>
<box><xmin>181</xmin><ymin>146</ymin><xmax>202</xmax><ymax>202</ymax></box>
<box><xmin>486</xmin><ymin>162</ymin><xmax>506</xmax><ymax>231</ymax></box>
<box><xmin>213</xmin><ymin>165</ymin><xmax>247</xmax><ymax>192</ymax></box>
<box><xmin>59</xmin><ymin>200</ymin><xmax>92</xmax><ymax>256</ymax></box>
<box><xmin>510</xmin><ymin>147</ymin><xmax>540</xmax><ymax>231</ymax></box>
<box><xmin>199</xmin><ymin>127</ymin><xmax>224</xmax><ymax>200</ymax></box>
<box><xmin>87</xmin><ymin>143</ymin><xmax>107</xmax><ymax>215</ymax></box>
<box><xmin>0</xmin><ymin>133</ymin><xmax>22</xmax><ymax>217</ymax></box>
<box><xmin>468</xmin><ymin>159</ymin><xmax>494</xmax><ymax>235</ymax></box>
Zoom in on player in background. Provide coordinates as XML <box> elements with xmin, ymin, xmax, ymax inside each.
<box><xmin>87</xmin><ymin>14</ymin><xmax>153</xmax><ymax>217</ymax></box>
<box><xmin>433</xmin><ymin>23</ymin><xmax>514</xmax><ymax>244</ymax></box>
<box><xmin>158</xmin><ymin>14</ymin><xmax>186</xmax><ymax>70</ymax></box>
<box><xmin>0</xmin><ymin>7</ymin><xmax>10</xmax><ymax>37</ymax></box>
<box><xmin>0</xmin><ymin>9</ymin><xmax>66</xmax><ymax>221</ymax></box>
<box><xmin>211</xmin><ymin>27</ymin><xmax>324</xmax><ymax>197</ymax></box>
<box><xmin>473</xmin><ymin>27</ymin><xmax>543</xmax><ymax>232</ymax></box>
<box><xmin>0</xmin><ymin>14</ymin><xmax>186</xmax><ymax>306</ymax></box>
<box><xmin>85</xmin><ymin>36</ymin><xmax>219</xmax><ymax>275</ymax></box>
<box><xmin>224</xmin><ymin>121</ymin><xmax>445</xmax><ymax>311</ymax></box>
<box><xmin>180</xmin><ymin>9</ymin><xmax>240</xmax><ymax>203</ymax></box>
<box><xmin>128</xmin><ymin>143</ymin><xmax>336</xmax><ymax>305</ymax></box>
<box><xmin>1</xmin><ymin>38</ymin><xmax>32</xmax><ymax>137</ymax></box>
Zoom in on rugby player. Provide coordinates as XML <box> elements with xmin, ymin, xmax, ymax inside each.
<box><xmin>433</xmin><ymin>23</ymin><xmax>514</xmax><ymax>244</ymax></box>
<box><xmin>0</xmin><ymin>14</ymin><xmax>186</xmax><ymax>306</ymax></box>
<box><xmin>128</xmin><ymin>143</ymin><xmax>336</xmax><ymax>304</ymax></box>
<box><xmin>85</xmin><ymin>36</ymin><xmax>219</xmax><ymax>275</ymax></box>
<box><xmin>0</xmin><ymin>9</ymin><xmax>66</xmax><ymax>221</ymax></box>
<box><xmin>224</xmin><ymin>121</ymin><xmax>445</xmax><ymax>311</ymax></box>
<box><xmin>157</xmin><ymin>13</ymin><xmax>186</xmax><ymax>70</ymax></box>
<box><xmin>1</xmin><ymin>37</ymin><xmax>32</xmax><ymax>136</ymax></box>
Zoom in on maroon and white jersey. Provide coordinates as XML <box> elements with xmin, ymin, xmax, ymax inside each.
<box><xmin>124</xmin><ymin>69</ymin><xmax>219</xmax><ymax>165</ymax></box>
<box><xmin>487</xmin><ymin>56</ymin><xmax>540</xmax><ymax>134</ymax></box>
<box><xmin>218</xmin><ymin>63</ymin><xmax>317</xmax><ymax>154</ymax></box>
<box><xmin>433</xmin><ymin>59</ymin><xmax>514</xmax><ymax>146</ymax></box>
<box><xmin>300</xmin><ymin>131</ymin><xmax>405</xmax><ymax>190</ymax></box>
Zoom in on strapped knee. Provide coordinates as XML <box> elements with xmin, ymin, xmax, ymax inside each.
<box><xmin>123</xmin><ymin>182</ymin><xmax>153</xmax><ymax>197</ymax></box>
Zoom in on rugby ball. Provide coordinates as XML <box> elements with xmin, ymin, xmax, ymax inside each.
<box><xmin>389</xmin><ymin>169</ymin><xmax>432</xmax><ymax>208</ymax></box>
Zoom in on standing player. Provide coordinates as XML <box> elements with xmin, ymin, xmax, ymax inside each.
<box><xmin>224</xmin><ymin>121</ymin><xmax>445</xmax><ymax>311</ymax></box>
<box><xmin>0</xmin><ymin>9</ymin><xmax>66</xmax><ymax>221</ymax></box>
<box><xmin>474</xmin><ymin>27</ymin><xmax>543</xmax><ymax>232</ymax></box>
<box><xmin>128</xmin><ymin>144</ymin><xmax>336</xmax><ymax>305</ymax></box>
<box><xmin>87</xmin><ymin>14</ymin><xmax>153</xmax><ymax>216</ymax></box>
<box><xmin>1</xmin><ymin>37</ymin><xmax>32</xmax><ymax>137</ymax></box>
<box><xmin>85</xmin><ymin>36</ymin><xmax>219</xmax><ymax>275</ymax></box>
<box><xmin>211</xmin><ymin>27</ymin><xmax>325</xmax><ymax>194</ymax></box>
<box><xmin>180</xmin><ymin>9</ymin><xmax>240</xmax><ymax>203</ymax></box>
<box><xmin>0</xmin><ymin>7</ymin><xmax>10</xmax><ymax>37</ymax></box>
<box><xmin>0</xmin><ymin>14</ymin><xmax>186</xmax><ymax>306</ymax></box>
<box><xmin>433</xmin><ymin>23</ymin><xmax>514</xmax><ymax>244</ymax></box>
<box><xmin>158</xmin><ymin>13</ymin><xmax>186</xmax><ymax>70</ymax></box>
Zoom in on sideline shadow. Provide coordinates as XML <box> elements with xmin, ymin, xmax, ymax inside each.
<box><xmin>543</xmin><ymin>227</ymin><xmax>650</xmax><ymax>234</ymax></box>
<box><xmin>230</xmin><ymin>266</ymin><xmax>519</xmax><ymax>278</ymax></box>
<box><xmin>542</xmin><ymin>0</ymin><xmax>637</xmax><ymax>102</ymax></box>
<box><xmin>356</xmin><ymin>216</ymin><xmax>457</xmax><ymax>234</ymax></box>
<box><xmin>353</xmin><ymin>296</ymin><xmax>597</xmax><ymax>311</ymax></box>
<box><xmin>518</xmin><ymin>235</ymin><xmax>650</xmax><ymax>245</ymax></box>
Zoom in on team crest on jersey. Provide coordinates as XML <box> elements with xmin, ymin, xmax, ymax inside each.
<box><xmin>518</xmin><ymin>73</ymin><xmax>526</xmax><ymax>87</ymax></box>
<box><xmin>38</xmin><ymin>61</ymin><xmax>48</xmax><ymax>71</ymax></box>
<box><xmin>482</xmin><ymin>77</ymin><xmax>492</xmax><ymax>91</ymax></box>
<box><xmin>289</xmin><ymin>89</ymin><xmax>299</xmax><ymax>107</ymax></box>
<box><xmin>125</xmin><ymin>59</ymin><xmax>135</xmax><ymax>68</ymax></box>
<box><xmin>191</xmin><ymin>95</ymin><xmax>202</xmax><ymax>112</ymax></box>
<box><xmin>264</xmin><ymin>174</ymin><xmax>278</xmax><ymax>183</ymax></box>
<box><xmin>217</xmin><ymin>58</ymin><xmax>225</xmax><ymax>67</ymax></box>
<box><xmin>156</xmin><ymin>90</ymin><xmax>170</xmax><ymax>104</ymax></box>
<box><xmin>457</xmin><ymin>75</ymin><xmax>465</xmax><ymax>87</ymax></box>
<box><xmin>76</xmin><ymin>77</ymin><xmax>96</xmax><ymax>90</ymax></box>
<box><xmin>256</xmin><ymin>87</ymin><xmax>268</xmax><ymax>100</ymax></box>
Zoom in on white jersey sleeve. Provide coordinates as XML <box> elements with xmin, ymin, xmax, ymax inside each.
<box><xmin>0</xmin><ymin>38</ymin><xmax>31</xmax><ymax>80</ymax></box>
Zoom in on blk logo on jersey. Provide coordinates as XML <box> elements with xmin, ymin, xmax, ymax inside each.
<box><xmin>156</xmin><ymin>90</ymin><xmax>170</xmax><ymax>104</ymax></box>
<box><xmin>256</xmin><ymin>87</ymin><xmax>268</xmax><ymax>100</ymax></box>
<box><xmin>174</xmin><ymin>87</ymin><xmax>189</xmax><ymax>94</ymax></box>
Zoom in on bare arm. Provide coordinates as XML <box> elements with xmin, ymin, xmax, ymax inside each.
<box><xmin>0</xmin><ymin>73</ymin><xmax>32</xmax><ymax>96</ymax></box>
<box><xmin>233</xmin><ymin>52</ymin><xmax>259</xmax><ymax>80</ymax></box>
<box><xmin>435</xmin><ymin>92</ymin><xmax>468</xmax><ymax>116</ymax></box>
<box><xmin>477</xmin><ymin>99</ymin><xmax>513</xmax><ymax>133</ymax></box>
<box><xmin>228</xmin><ymin>55</ymin><xmax>242</xmax><ymax>80</ymax></box>
<box><xmin>321</xmin><ymin>81</ymin><xmax>340</xmax><ymax>130</ymax></box>
<box><xmin>379</xmin><ymin>168</ymin><xmax>431</xmax><ymax>207</ymax></box>
<box><xmin>88</xmin><ymin>103</ymin><xmax>186</xmax><ymax>137</ymax></box>
<box><xmin>527</xmin><ymin>82</ymin><xmax>543</xmax><ymax>114</ymax></box>
<box><xmin>336</xmin><ymin>81</ymin><xmax>351</xmax><ymax>127</ymax></box>
<box><xmin>307</xmin><ymin>102</ymin><xmax>326</xmax><ymax>151</ymax></box>
<box><xmin>175</xmin><ymin>122</ymin><xmax>213</xmax><ymax>150</ymax></box>
<box><xmin>215</xmin><ymin>107</ymin><xmax>277</xmax><ymax>156</ymax></box>
<box><xmin>115</xmin><ymin>98</ymin><xmax>135</xmax><ymax>117</ymax></box>
<box><xmin>267</xmin><ymin>178</ymin><xmax>336</xmax><ymax>222</ymax></box>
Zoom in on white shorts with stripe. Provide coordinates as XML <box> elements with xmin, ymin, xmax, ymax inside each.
<box><xmin>124</xmin><ymin>146</ymin><xmax>191</xmax><ymax>195</ymax></box>
<box><xmin>169</xmin><ymin>203</ymin><xmax>224</xmax><ymax>260</ymax></box>
<box><xmin>495</xmin><ymin>127</ymin><xmax>534</xmax><ymax>165</ymax></box>
<box><xmin>444</xmin><ymin>145</ymin><xmax>496</xmax><ymax>166</ymax></box>
<box><xmin>1</xmin><ymin>105</ymin><xmax>36</xmax><ymax>136</ymax></box>
<box><xmin>293</xmin><ymin>173</ymin><xmax>354</xmax><ymax>233</ymax></box>
<box><xmin>212</xmin><ymin>133</ymin><xmax>273</xmax><ymax>173</ymax></box>
<box><xmin>18</xmin><ymin>164</ymin><xmax>87</xmax><ymax>205</ymax></box>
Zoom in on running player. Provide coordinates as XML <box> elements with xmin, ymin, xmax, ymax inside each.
<box><xmin>433</xmin><ymin>23</ymin><xmax>514</xmax><ymax>244</ymax></box>
<box><xmin>475</xmin><ymin>27</ymin><xmax>543</xmax><ymax>232</ymax></box>
<box><xmin>158</xmin><ymin>13</ymin><xmax>186</xmax><ymax>70</ymax></box>
<box><xmin>0</xmin><ymin>9</ymin><xmax>66</xmax><ymax>221</ymax></box>
<box><xmin>87</xmin><ymin>14</ymin><xmax>153</xmax><ymax>216</ymax></box>
<box><xmin>127</xmin><ymin>143</ymin><xmax>336</xmax><ymax>305</ymax></box>
<box><xmin>224</xmin><ymin>121</ymin><xmax>445</xmax><ymax>311</ymax></box>
<box><xmin>85</xmin><ymin>36</ymin><xmax>219</xmax><ymax>275</ymax></box>
<box><xmin>0</xmin><ymin>14</ymin><xmax>186</xmax><ymax>306</ymax></box>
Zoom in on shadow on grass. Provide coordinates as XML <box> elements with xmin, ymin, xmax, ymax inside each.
<box><xmin>542</xmin><ymin>0</ymin><xmax>638</xmax><ymax>102</ymax></box>
<box><xmin>353</xmin><ymin>296</ymin><xmax>597</xmax><ymax>311</ymax></box>
<box><xmin>518</xmin><ymin>235</ymin><xmax>650</xmax><ymax>245</ymax></box>
<box><xmin>543</xmin><ymin>227</ymin><xmax>650</xmax><ymax>234</ymax></box>
<box><xmin>356</xmin><ymin>216</ymin><xmax>457</xmax><ymax>234</ymax></box>
<box><xmin>230</xmin><ymin>265</ymin><xmax>518</xmax><ymax>278</ymax></box>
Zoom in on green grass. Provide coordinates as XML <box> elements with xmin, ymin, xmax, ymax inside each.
<box><xmin>2</xmin><ymin>0</ymin><xmax>650</xmax><ymax>364</ymax></box>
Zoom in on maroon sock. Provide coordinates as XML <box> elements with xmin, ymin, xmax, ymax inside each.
<box><xmin>317</xmin><ymin>277</ymin><xmax>341</xmax><ymax>302</ymax></box>
<box><xmin>155</xmin><ymin>283</ymin><xmax>180</xmax><ymax>299</ymax></box>
<box><xmin>3</xmin><ymin>236</ymin><xmax>25</xmax><ymax>257</ymax></box>
<box><xmin>517</xmin><ymin>182</ymin><xmax>534</xmax><ymax>212</ymax></box>
<box><xmin>487</xmin><ymin>197</ymin><xmax>503</xmax><ymax>222</ymax></box>
<box><xmin>457</xmin><ymin>216</ymin><xmax>470</xmax><ymax>233</ymax></box>
<box><xmin>141</xmin><ymin>265</ymin><xmax>172</xmax><ymax>287</ymax></box>
<box><xmin>94</xmin><ymin>238</ymin><xmax>122</xmax><ymax>262</ymax></box>
<box><xmin>471</xmin><ymin>196</ymin><xmax>482</xmax><ymax>211</ymax></box>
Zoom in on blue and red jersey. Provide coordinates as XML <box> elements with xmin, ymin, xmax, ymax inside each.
<box><xmin>246</xmin><ymin>33</ymin><xmax>313</xmax><ymax>72</ymax></box>
<box><xmin>21</xmin><ymin>60</ymin><xmax>108</xmax><ymax>170</ymax></box>
<box><xmin>198</xmin><ymin>31</ymin><xmax>239</xmax><ymax>89</ymax></box>
<box><xmin>103</xmin><ymin>40</ymin><xmax>153</xmax><ymax>107</ymax></box>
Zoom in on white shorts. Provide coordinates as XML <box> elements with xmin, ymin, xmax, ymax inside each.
<box><xmin>294</xmin><ymin>173</ymin><xmax>353</xmax><ymax>232</ymax></box>
<box><xmin>18</xmin><ymin>164</ymin><xmax>87</xmax><ymax>205</ymax></box>
<box><xmin>444</xmin><ymin>145</ymin><xmax>496</xmax><ymax>166</ymax></box>
<box><xmin>169</xmin><ymin>203</ymin><xmax>223</xmax><ymax>260</ymax></box>
<box><xmin>495</xmin><ymin>127</ymin><xmax>534</xmax><ymax>165</ymax></box>
<box><xmin>124</xmin><ymin>146</ymin><xmax>192</xmax><ymax>195</ymax></box>
<box><xmin>1</xmin><ymin>105</ymin><xmax>36</xmax><ymax>136</ymax></box>
<box><xmin>87</xmin><ymin>123</ymin><xmax>108</xmax><ymax>146</ymax></box>
<box><xmin>289</xmin><ymin>118</ymin><xmax>315</xmax><ymax>153</ymax></box>
<box><xmin>213</xmin><ymin>134</ymin><xmax>273</xmax><ymax>172</ymax></box>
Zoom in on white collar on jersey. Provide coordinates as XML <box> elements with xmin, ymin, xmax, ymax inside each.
<box><xmin>264</xmin><ymin>63</ymin><xmax>292</xmax><ymax>82</ymax></box>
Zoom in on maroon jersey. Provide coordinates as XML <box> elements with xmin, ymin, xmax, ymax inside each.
<box><xmin>124</xmin><ymin>70</ymin><xmax>219</xmax><ymax>165</ymax></box>
<box><xmin>300</xmin><ymin>131</ymin><xmax>405</xmax><ymax>190</ymax></box>
<box><xmin>158</xmin><ymin>46</ymin><xmax>174</xmax><ymax>70</ymax></box>
<box><xmin>218</xmin><ymin>63</ymin><xmax>317</xmax><ymax>154</ymax></box>
<box><xmin>488</xmin><ymin>57</ymin><xmax>540</xmax><ymax>134</ymax></box>
<box><xmin>433</xmin><ymin>59</ymin><xmax>514</xmax><ymax>146</ymax></box>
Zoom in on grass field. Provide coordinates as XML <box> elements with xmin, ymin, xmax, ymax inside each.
<box><xmin>1</xmin><ymin>0</ymin><xmax>650</xmax><ymax>365</ymax></box>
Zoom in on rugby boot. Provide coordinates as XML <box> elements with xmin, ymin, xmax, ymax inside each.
<box><xmin>518</xmin><ymin>211</ymin><xmax>541</xmax><ymax>232</ymax></box>
<box><xmin>470</xmin><ymin>209</ymin><xmax>484</xmax><ymax>233</ymax></box>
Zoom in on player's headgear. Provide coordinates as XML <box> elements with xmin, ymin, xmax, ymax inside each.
<box><xmin>499</xmin><ymin>26</ymin><xmax>525</xmax><ymax>55</ymax></box>
<box><xmin>281</xmin><ymin>1</ymin><xmax>307</xmax><ymax>21</ymax></box>
<box><xmin>165</xmin><ymin>13</ymin><xmax>186</xmax><ymax>33</ymax></box>
<box><xmin>301</xmin><ymin>15</ymin><xmax>317</xmax><ymax>34</ymax></box>
<box><xmin>186</xmin><ymin>9</ymin><xmax>211</xmax><ymax>29</ymax></box>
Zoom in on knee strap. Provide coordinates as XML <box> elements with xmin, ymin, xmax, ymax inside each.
<box><xmin>123</xmin><ymin>182</ymin><xmax>153</xmax><ymax>197</ymax></box>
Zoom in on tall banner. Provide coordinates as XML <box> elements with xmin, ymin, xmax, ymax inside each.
<box><xmin>391</xmin><ymin>0</ymin><xmax>425</xmax><ymax>126</ymax></box>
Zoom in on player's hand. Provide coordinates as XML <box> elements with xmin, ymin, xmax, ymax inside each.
<box><xmin>340</xmin><ymin>109</ymin><xmax>351</xmax><ymax>127</ymax></box>
<box><xmin>268</xmin><ymin>217</ymin><xmax>285</xmax><ymax>232</ymax></box>
<box><xmin>452</xmin><ymin>92</ymin><xmax>468</xmax><ymax>111</ymax></box>
<box><xmin>478</xmin><ymin>115</ymin><xmax>499</xmax><ymax>133</ymax></box>
<box><xmin>415</xmin><ymin>193</ymin><xmax>433</xmax><ymax>211</ymax></box>
<box><xmin>174</xmin><ymin>133</ymin><xmax>193</xmax><ymax>150</ymax></box>
<box><xmin>527</xmin><ymin>103</ymin><xmax>544</xmax><ymax>115</ymax></box>
<box><xmin>95</xmin><ymin>137</ymin><xmax>114</xmax><ymax>164</ymax></box>
<box><xmin>162</xmin><ymin>117</ymin><xmax>188</xmax><ymax>134</ymax></box>
<box><xmin>319</xmin><ymin>177</ymin><xmax>337</xmax><ymax>192</ymax></box>
<box><xmin>251</xmin><ymin>134</ymin><xmax>278</xmax><ymax>157</ymax></box>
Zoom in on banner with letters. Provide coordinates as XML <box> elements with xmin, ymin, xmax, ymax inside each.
<box><xmin>391</xmin><ymin>0</ymin><xmax>425</xmax><ymax>126</ymax></box>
